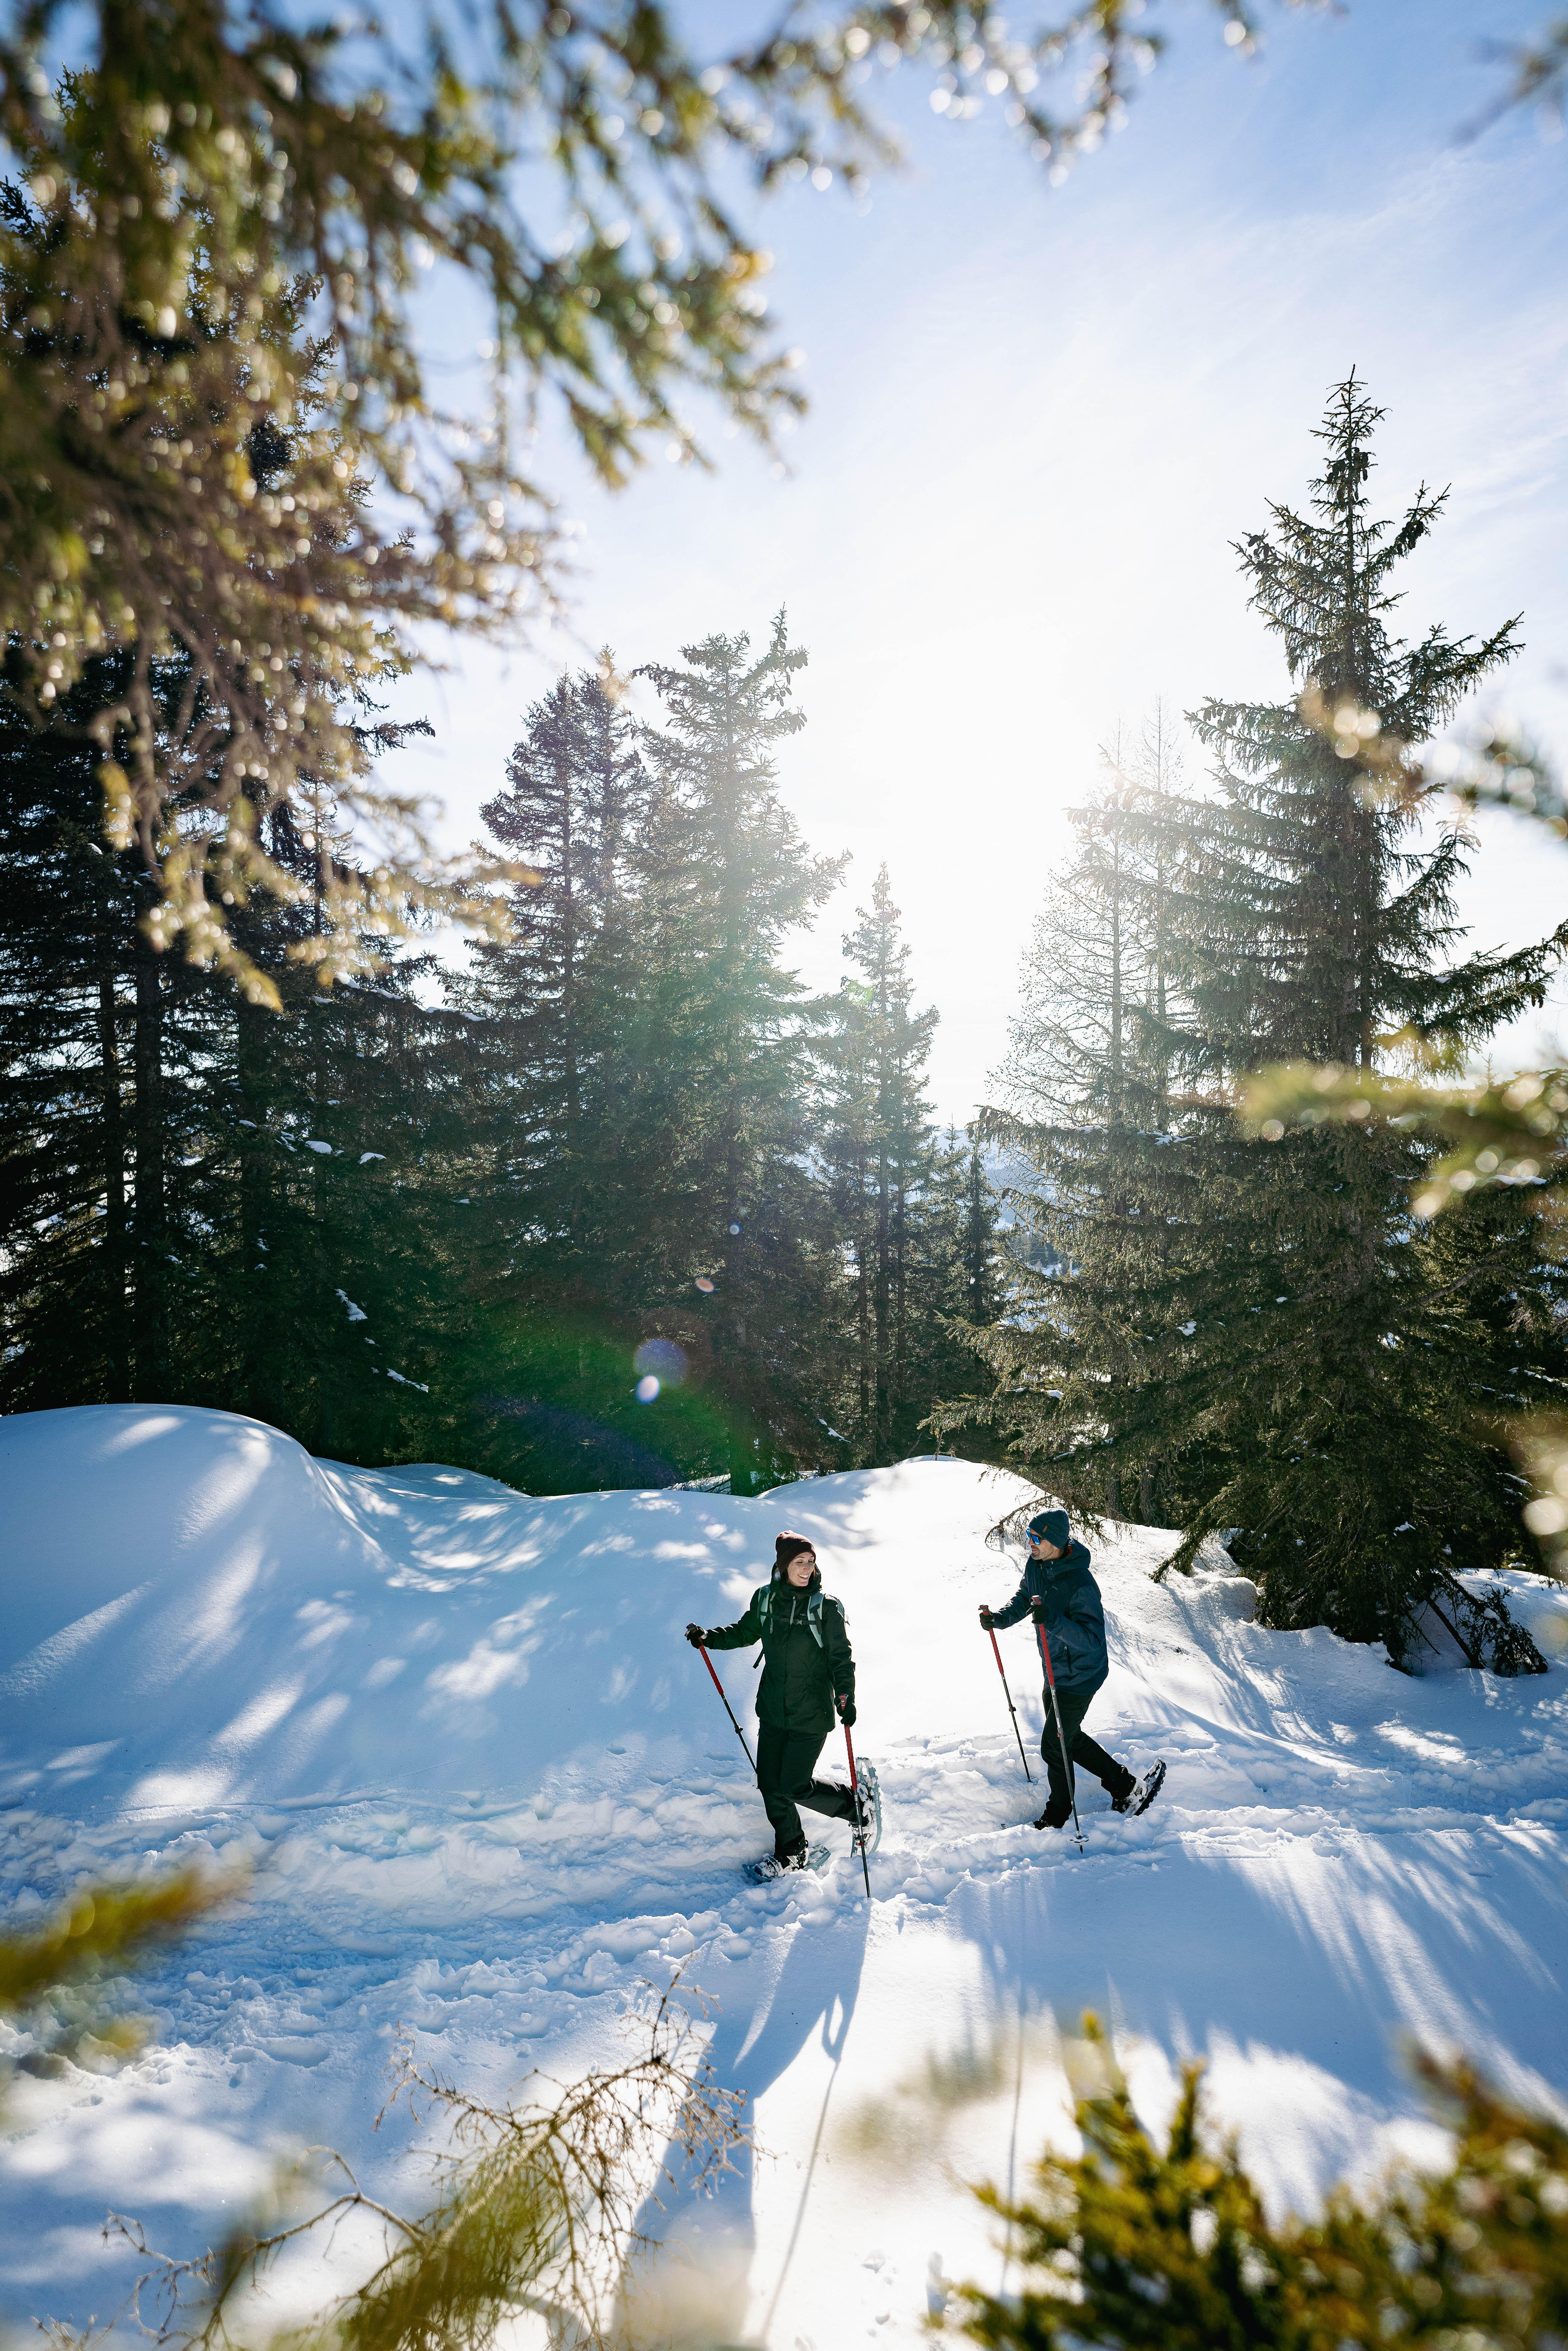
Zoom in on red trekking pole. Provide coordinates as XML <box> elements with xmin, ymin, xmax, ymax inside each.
<box><xmin>841</xmin><ymin>1718</ymin><xmax>872</xmax><ymax>1898</ymax></box>
<box><xmin>692</xmin><ymin>1640</ymin><xmax>756</xmax><ymax>1773</ymax></box>
<box><xmin>1033</xmin><ymin>1607</ymin><xmax>1085</xmax><ymax>1853</ymax></box>
<box><xmin>983</xmin><ymin>1621</ymin><xmax>1034</xmax><ymax>1786</ymax></box>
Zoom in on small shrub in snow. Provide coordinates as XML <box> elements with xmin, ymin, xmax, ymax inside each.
<box><xmin>54</xmin><ymin>1979</ymin><xmax>745</xmax><ymax>2351</ymax></box>
<box><xmin>959</xmin><ymin>2015</ymin><xmax>1568</xmax><ymax>2351</ymax></box>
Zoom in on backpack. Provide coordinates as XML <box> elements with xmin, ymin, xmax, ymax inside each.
<box><xmin>755</xmin><ymin>1582</ymin><xmax>841</xmax><ymax>1650</ymax></box>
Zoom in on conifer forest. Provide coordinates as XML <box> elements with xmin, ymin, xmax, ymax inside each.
<box><xmin>5</xmin><ymin>371</ymin><xmax>1568</xmax><ymax>1675</ymax></box>
<box><xmin>2</xmin><ymin>0</ymin><xmax>1563</xmax><ymax>1682</ymax></box>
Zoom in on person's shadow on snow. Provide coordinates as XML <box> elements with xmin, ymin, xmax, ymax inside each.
<box><xmin>618</xmin><ymin>1896</ymin><xmax>872</xmax><ymax>2349</ymax></box>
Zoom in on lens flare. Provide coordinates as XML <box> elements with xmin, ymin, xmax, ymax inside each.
<box><xmin>635</xmin><ymin>1374</ymin><xmax>660</xmax><ymax>1403</ymax></box>
<box><xmin>634</xmin><ymin>1337</ymin><xmax>689</xmax><ymax>1386</ymax></box>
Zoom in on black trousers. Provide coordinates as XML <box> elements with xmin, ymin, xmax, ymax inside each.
<box><xmin>756</xmin><ymin>1722</ymin><xmax>857</xmax><ymax>1857</ymax></box>
<box><xmin>1040</xmin><ymin>1687</ymin><xmax>1134</xmax><ymax>1820</ymax></box>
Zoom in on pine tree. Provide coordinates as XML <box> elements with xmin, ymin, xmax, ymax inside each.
<box><xmin>819</xmin><ymin>863</ymin><xmax>940</xmax><ymax>1462</ymax></box>
<box><xmin>1</xmin><ymin>651</ymin><xmax>146</xmax><ymax>1404</ymax></box>
<box><xmin>450</xmin><ymin>663</ymin><xmax>715</xmax><ymax>1494</ymax></box>
<box><xmin>811</xmin><ymin>867</ymin><xmax>1004</xmax><ymax>1468</ymax></box>
<box><xmin>461</xmin><ymin>665</ymin><xmax>646</xmax><ymax>1274</ymax></box>
<box><xmin>448</xmin><ymin>630</ymin><xmax>849</xmax><ymax>1497</ymax></box>
<box><xmin>953</xmin><ymin>381</ymin><xmax>1562</xmax><ymax>1669</ymax></box>
<box><xmin>903</xmin><ymin>1127</ymin><xmax>1009</xmax><ymax>1457</ymax></box>
<box><xmin>967</xmin><ymin>718</ymin><xmax>1185</xmax><ymax>1522</ymax></box>
<box><xmin>1</xmin><ymin>653</ymin><xmax>473</xmax><ymax>1463</ymax></box>
<box><xmin>635</xmin><ymin>616</ymin><xmax>848</xmax><ymax>1495</ymax></box>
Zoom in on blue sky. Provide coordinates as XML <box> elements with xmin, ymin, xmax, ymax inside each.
<box><xmin>397</xmin><ymin>0</ymin><xmax>1568</xmax><ymax>1122</ymax></box>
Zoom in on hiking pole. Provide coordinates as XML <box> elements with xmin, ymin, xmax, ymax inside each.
<box><xmin>1033</xmin><ymin>1611</ymin><xmax>1085</xmax><ymax>1854</ymax></box>
<box><xmin>841</xmin><ymin>1717</ymin><xmax>872</xmax><ymax>1898</ymax></box>
<box><xmin>983</xmin><ymin>1622</ymin><xmax>1034</xmax><ymax>1786</ymax></box>
<box><xmin>693</xmin><ymin>1640</ymin><xmax>756</xmax><ymax>1773</ymax></box>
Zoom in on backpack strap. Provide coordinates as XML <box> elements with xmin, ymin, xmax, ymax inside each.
<box><xmin>757</xmin><ymin>1584</ymin><xmax>831</xmax><ymax>1647</ymax></box>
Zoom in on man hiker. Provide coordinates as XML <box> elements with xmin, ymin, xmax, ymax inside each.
<box><xmin>687</xmin><ymin>1531</ymin><xmax>875</xmax><ymax>1872</ymax></box>
<box><xmin>980</xmin><ymin>1507</ymin><xmax>1164</xmax><ymax>1831</ymax></box>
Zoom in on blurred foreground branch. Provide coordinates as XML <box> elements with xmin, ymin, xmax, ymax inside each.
<box><xmin>0</xmin><ymin>1863</ymin><xmax>246</xmax><ymax>2090</ymax></box>
<box><xmin>55</xmin><ymin>1975</ymin><xmax>745</xmax><ymax>2351</ymax></box>
<box><xmin>1245</xmin><ymin>1060</ymin><xmax>1568</xmax><ymax>1221</ymax></box>
<box><xmin>958</xmin><ymin>2013</ymin><xmax>1568</xmax><ymax>2351</ymax></box>
<box><xmin>0</xmin><ymin>0</ymin><xmax>1316</xmax><ymax>990</ymax></box>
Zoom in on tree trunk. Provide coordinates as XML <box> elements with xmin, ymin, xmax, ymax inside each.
<box><xmin>237</xmin><ymin>991</ymin><xmax>270</xmax><ymax>1421</ymax></box>
<box><xmin>95</xmin><ymin>942</ymin><xmax>130</xmax><ymax>1399</ymax></box>
<box><xmin>873</xmin><ymin>1141</ymin><xmax>891</xmax><ymax>1461</ymax></box>
<box><xmin>856</xmin><ymin>1159</ymin><xmax>871</xmax><ymax>1446</ymax></box>
<box><xmin>131</xmin><ymin>932</ymin><xmax>167</xmax><ymax>1399</ymax></box>
<box><xmin>559</xmin><ymin>745</ymin><xmax>583</xmax><ymax>1245</ymax></box>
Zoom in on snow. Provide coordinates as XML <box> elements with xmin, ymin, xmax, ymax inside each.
<box><xmin>2</xmin><ymin>1402</ymin><xmax>1566</xmax><ymax>2343</ymax></box>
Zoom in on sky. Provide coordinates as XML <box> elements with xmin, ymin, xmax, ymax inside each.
<box><xmin>389</xmin><ymin>0</ymin><xmax>1568</xmax><ymax>1125</ymax></box>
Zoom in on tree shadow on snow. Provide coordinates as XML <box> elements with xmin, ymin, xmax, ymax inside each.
<box><xmin>618</xmin><ymin>1895</ymin><xmax>872</xmax><ymax>2349</ymax></box>
<box><xmin>943</xmin><ymin>1819</ymin><xmax>1567</xmax><ymax>2221</ymax></box>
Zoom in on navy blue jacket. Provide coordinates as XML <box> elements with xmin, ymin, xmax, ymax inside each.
<box><xmin>990</xmin><ymin>1539</ymin><xmax>1109</xmax><ymax>1698</ymax></box>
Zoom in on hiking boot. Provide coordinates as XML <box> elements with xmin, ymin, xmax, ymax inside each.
<box><xmin>1032</xmin><ymin>1805</ymin><xmax>1072</xmax><ymax>1831</ymax></box>
<box><xmin>1112</xmin><ymin>1759</ymin><xmax>1167</xmax><ymax>1817</ymax></box>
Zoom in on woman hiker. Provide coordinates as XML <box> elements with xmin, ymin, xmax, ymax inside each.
<box><xmin>980</xmin><ymin>1507</ymin><xmax>1165</xmax><ymax>1831</ymax></box>
<box><xmin>687</xmin><ymin>1531</ymin><xmax>877</xmax><ymax>1873</ymax></box>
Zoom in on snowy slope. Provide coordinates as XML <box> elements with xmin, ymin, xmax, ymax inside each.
<box><xmin>2</xmin><ymin>1403</ymin><xmax>1566</xmax><ymax>2345</ymax></box>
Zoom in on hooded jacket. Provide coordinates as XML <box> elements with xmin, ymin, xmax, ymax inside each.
<box><xmin>702</xmin><ymin>1565</ymin><xmax>855</xmax><ymax>1735</ymax></box>
<box><xmin>990</xmin><ymin>1539</ymin><xmax>1109</xmax><ymax>1698</ymax></box>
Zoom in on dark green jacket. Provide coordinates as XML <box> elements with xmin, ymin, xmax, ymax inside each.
<box><xmin>703</xmin><ymin>1576</ymin><xmax>855</xmax><ymax>1735</ymax></box>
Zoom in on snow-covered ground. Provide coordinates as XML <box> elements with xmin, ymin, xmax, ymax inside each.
<box><xmin>2</xmin><ymin>1403</ymin><xmax>1566</xmax><ymax>2345</ymax></box>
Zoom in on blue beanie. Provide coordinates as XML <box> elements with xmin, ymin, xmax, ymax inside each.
<box><xmin>1029</xmin><ymin>1508</ymin><xmax>1070</xmax><ymax>1548</ymax></box>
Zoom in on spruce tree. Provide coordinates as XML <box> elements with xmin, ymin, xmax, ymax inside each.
<box><xmin>451</xmin><ymin>664</ymin><xmax>712</xmax><ymax>1493</ymax></box>
<box><xmin>819</xmin><ymin>863</ymin><xmax>940</xmax><ymax>1462</ymax></box>
<box><xmin>954</xmin><ymin>381</ymin><xmax>1562</xmax><ymax>1670</ymax></box>
<box><xmin>1</xmin><ymin>653</ymin><xmax>145</xmax><ymax>1404</ymax></box>
<box><xmin>0</xmin><ymin>654</ymin><xmax>472</xmax><ymax>1462</ymax></box>
<box><xmin>970</xmin><ymin>719</ymin><xmax>1184</xmax><ymax>1522</ymax></box>
<box><xmin>904</xmin><ymin>1128</ymin><xmax>1009</xmax><ymax>1458</ymax></box>
<box><xmin>450</xmin><ymin>630</ymin><xmax>849</xmax><ymax>1496</ymax></box>
<box><xmin>635</xmin><ymin>616</ymin><xmax>847</xmax><ymax>1495</ymax></box>
<box><xmin>462</xmin><ymin>665</ymin><xmax>647</xmax><ymax>1271</ymax></box>
<box><xmin>811</xmin><ymin>869</ymin><xmax>1004</xmax><ymax>1468</ymax></box>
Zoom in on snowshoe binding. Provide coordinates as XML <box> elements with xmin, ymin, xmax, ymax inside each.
<box><xmin>853</xmin><ymin>1757</ymin><xmax>883</xmax><ymax>1859</ymax></box>
<box><xmin>1113</xmin><ymin>1758</ymin><xmax>1166</xmax><ymax>1818</ymax></box>
<box><xmin>744</xmin><ymin>1842</ymin><xmax>830</xmax><ymax>1884</ymax></box>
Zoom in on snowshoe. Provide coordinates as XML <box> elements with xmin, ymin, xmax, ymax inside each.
<box><xmin>1113</xmin><ymin>1758</ymin><xmax>1166</xmax><ymax>1818</ymax></box>
<box><xmin>853</xmin><ymin>1757</ymin><xmax>883</xmax><ymax>1858</ymax></box>
<box><xmin>744</xmin><ymin>1842</ymin><xmax>830</xmax><ymax>1884</ymax></box>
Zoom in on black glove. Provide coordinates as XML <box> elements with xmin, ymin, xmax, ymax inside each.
<box><xmin>685</xmin><ymin>1623</ymin><xmax>707</xmax><ymax>1648</ymax></box>
<box><xmin>836</xmin><ymin>1692</ymin><xmax>857</xmax><ymax>1727</ymax></box>
<box><xmin>979</xmin><ymin>1606</ymin><xmax>996</xmax><ymax>1630</ymax></box>
<box><xmin>1029</xmin><ymin>1595</ymin><xmax>1048</xmax><ymax>1623</ymax></box>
